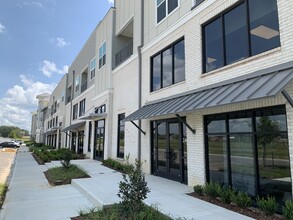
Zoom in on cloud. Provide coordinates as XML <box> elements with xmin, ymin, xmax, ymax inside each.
<box><xmin>40</xmin><ymin>60</ymin><xmax>68</xmax><ymax>77</ymax></box>
<box><xmin>56</xmin><ymin>37</ymin><xmax>70</xmax><ymax>47</ymax></box>
<box><xmin>107</xmin><ymin>0</ymin><xmax>114</xmax><ymax>5</ymax></box>
<box><xmin>0</xmin><ymin>23</ymin><xmax>6</xmax><ymax>33</ymax></box>
<box><xmin>0</xmin><ymin>75</ymin><xmax>56</xmax><ymax>131</ymax></box>
<box><xmin>22</xmin><ymin>1</ymin><xmax>43</xmax><ymax>7</ymax></box>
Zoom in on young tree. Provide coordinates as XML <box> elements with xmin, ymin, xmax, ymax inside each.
<box><xmin>117</xmin><ymin>160</ymin><xmax>150</xmax><ymax>213</ymax></box>
<box><xmin>257</xmin><ymin>116</ymin><xmax>280</xmax><ymax>167</ymax></box>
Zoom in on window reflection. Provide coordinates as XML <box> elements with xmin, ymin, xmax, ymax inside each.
<box><xmin>206</xmin><ymin>106</ymin><xmax>291</xmax><ymax>202</ymax></box>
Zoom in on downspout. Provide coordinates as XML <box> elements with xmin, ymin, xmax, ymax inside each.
<box><xmin>69</xmin><ymin>70</ymin><xmax>75</xmax><ymax>149</ymax></box>
<box><xmin>137</xmin><ymin>0</ymin><xmax>144</xmax><ymax>161</ymax></box>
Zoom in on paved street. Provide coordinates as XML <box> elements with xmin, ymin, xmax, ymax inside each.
<box><xmin>0</xmin><ymin>149</ymin><xmax>16</xmax><ymax>184</ymax></box>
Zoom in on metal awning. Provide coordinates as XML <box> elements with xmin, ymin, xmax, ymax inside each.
<box><xmin>125</xmin><ymin>67</ymin><xmax>293</xmax><ymax>121</ymax></box>
<box><xmin>62</xmin><ymin>122</ymin><xmax>86</xmax><ymax>132</ymax></box>
<box><xmin>44</xmin><ymin>129</ymin><xmax>55</xmax><ymax>135</ymax></box>
<box><xmin>79</xmin><ymin>112</ymin><xmax>107</xmax><ymax>120</ymax></box>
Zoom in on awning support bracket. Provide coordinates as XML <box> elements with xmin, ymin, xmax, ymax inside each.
<box><xmin>61</xmin><ymin>131</ymin><xmax>71</xmax><ymax>138</ymax></box>
<box><xmin>176</xmin><ymin>114</ymin><xmax>196</xmax><ymax>134</ymax></box>
<box><xmin>130</xmin><ymin>121</ymin><xmax>146</xmax><ymax>135</ymax></box>
<box><xmin>282</xmin><ymin>90</ymin><xmax>293</xmax><ymax>108</ymax></box>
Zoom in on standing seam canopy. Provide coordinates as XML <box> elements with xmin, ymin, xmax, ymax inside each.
<box><xmin>125</xmin><ymin>68</ymin><xmax>293</xmax><ymax>121</ymax></box>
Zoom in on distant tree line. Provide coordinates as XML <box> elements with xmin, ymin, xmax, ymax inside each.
<box><xmin>0</xmin><ymin>126</ymin><xmax>29</xmax><ymax>139</ymax></box>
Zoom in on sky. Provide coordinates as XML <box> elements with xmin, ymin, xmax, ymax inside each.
<box><xmin>0</xmin><ymin>0</ymin><xmax>114</xmax><ymax>132</ymax></box>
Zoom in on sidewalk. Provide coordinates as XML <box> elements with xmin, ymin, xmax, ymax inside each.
<box><xmin>0</xmin><ymin>146</ymin><xmax>252</xmax><ymax>220</ymax></box>
<box><xmin>0</xmin><ymin>147</ymin><xmax>95</xmax><ymax>220</ymax></box>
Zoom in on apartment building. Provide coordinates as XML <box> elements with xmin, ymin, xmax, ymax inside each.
<box><xmin>33</xmin><ymin>0</ymin><xmax>293</xmax><ymax>202</ymax></box>
<box><xmin>30</xmin><ymin>111</ymin><xmax>37</xmax><ymax>140</ymax></box>
<box><xmin>33</xmin><ymin>93</ymin><xmax>50</xmax><ymax>143</ymax></box>
<box><xmin>43</xmin><ymin>75</ymin><xmax>67</xmax><ymax>148</ymax></box>
<box><xmin>125</xmin><ymin>0</ymin><xmax>293</xmax><ymax>203</ymax></box>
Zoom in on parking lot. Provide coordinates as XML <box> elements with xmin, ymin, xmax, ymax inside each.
<box><xmin>0</xmin><ymin>149</ymin><xmax>16</xmax><ymax>184</ymax></box>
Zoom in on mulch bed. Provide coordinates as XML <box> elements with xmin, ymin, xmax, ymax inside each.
<box><xmin>101</xmin><ymin>163</ymin><xmax>126</xmax><ymax>174</ymax></box>
<box><xmin>188</xmin><ymin>192</ymin><xmax>283</xmax><ymax>220</ymax></box>
<box><xmin>32</xmin><ymin>153</ymin><xmax>45</xmax><ymax>165</ymax></box>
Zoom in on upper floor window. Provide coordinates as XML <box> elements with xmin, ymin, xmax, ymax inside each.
<box><xmin>157</xmin><ymin>0</ymin><xmax>179</xmax><ymax>23</ymax></box>
<box><xmin>203</xmin><ymin>0</ymin><xmax>280</xmax><ymax>73</ymax></box>
<box><xmin>79</xmin><ymin>99</ymin><xmax>86</xmax><ymax>117</ymax></box>
<box><xmin>73</xmin><ymin>104</ymin><xmax>78</xmax><ymax>120</ymax></box>
<box><xmin>95</xmin><ymin>104</ymin><xmax>106</xmax><ymax>114</ymax></box>
<box><xmin>192</xmin><ymin>0</ymin><xmax>204</xmax><ymax>8</ymax></box>
<box><xmin>75</xmin><ymin>76</ymin><xmax>80</xmax><ymax>93</ymax></box>
<box><xmin>151</xmin><ymin>38</ymin><xmax>185</xmax><ymax>92</ymax></box>
<box><xmin>99</xmin><ymin>42</ymin><xmax>106</xmax><ymax>69</ymax></box>
<box><xmin>90</xmin><ymin>59</ymin><xmax>96</xmax><ymax>80</ymax></box>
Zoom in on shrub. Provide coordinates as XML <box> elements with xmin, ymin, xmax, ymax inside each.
<box><xmin>118</xmin><ymin>160</ymin><xmax>150</xmax><ymax>212</ymax></box>
<box><xmin>256</xmin><ymin>196</ymin><xmax>278</xmax><ymax>216</ymax></box>
<box><xmin>232</xmin><ymin>191</ymin><xmax>252</xmax><ymax>208</ymax></box>
<box><xmin>193</xmin><ymin>185</ymin><xmax>204</xmax><ymax>196</ymax></box>
<box><xmin>219</xmin><ymin>187</ymin><xmax>234</xmax><ymax>204</ymax></box>
<box><xmin>204</xmin><ymin>182</ymin><xmax>221</xmax><ymax>199</ymax></box>
<box><xmin>283</xmin><ymin>200</ymin><xmax>293</xmax><ymax>220</ymax></box>
<box><xmin>61</xmin><ymin>149</ymin><xmax>72</xmax><ymax>169</ymax></box>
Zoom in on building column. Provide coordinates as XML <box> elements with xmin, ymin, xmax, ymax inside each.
<box><xmin>56</xmin><ymin>130</ymin><xmax>60</xmax><ymax>149</ymax></box>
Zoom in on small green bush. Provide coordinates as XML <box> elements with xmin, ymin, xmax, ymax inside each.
<box><xmin>219</xmin><ymin>187</ymin><xmax>234</xmax><ymax>204</ymax></box>
<box><xmin>232</xmin><ymin>191</ymin><xmax>252</xmax><ymax>208</ymax></box>
<box><xmin>204</xmin><ymin>182</ymin><xmax>221</xmax><ymax>199</ymax></box>
<box><xmin>283</xmin><ymin>200</ymin><xmax>293</xmax><ymax>220</ymax></box>
<box><xmin>193</xmin><ymin>185</ymin><xmax>204</xmax><ymax>196</ymax></box>
<box><xmin>61</xmin><ymin>149</ymin><xmax>72</xmax><ymax>169</ymax></box>
<box><xmin>256</xmin><ymin>196</ymin><xmax>278</xmax><ymax>216</ymax></box>
<box><xmin>118</xmin><ymin>160</ymin><xmax>150</xmax><ymax>213</ymax></box>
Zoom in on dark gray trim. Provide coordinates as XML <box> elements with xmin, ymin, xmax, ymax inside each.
<box><xmin>130</xmin><ymin>121</ymin><xmax>146</xmax><ymax>135</ymax></box>
<box><xmin>175</xmin><ymin>114</ymin><xmax>196</xmax><ymax>134</ymax></box>
<box><xmin>282</xmin><ymin>90</ymin><xmax>293</xmax><ymax>108</ymax></box>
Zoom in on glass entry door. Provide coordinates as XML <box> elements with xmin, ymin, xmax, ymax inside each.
<box><xmin>152</xmin><ymin>119</ymin><xmax>187</xmax><ymax>183</ymax></box>
<box><xmin>94</xmin><ymin>120</ymin><xmax>105</xmax><ymax>161</ymax></box>
<box><xmin>78</xmin><ymin>131</ymin><xmax>84</xmax><ymax>154</ymax></box>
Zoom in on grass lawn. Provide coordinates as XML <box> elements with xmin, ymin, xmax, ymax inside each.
<box><xmin>71</xmin><ymin>203</ymin><xmax>171</xmax><ymax>220</ymax></box>
<box><xmin>0</xmin><ymin>183</ymin><xmax>8</xmax><ymax>209</ymax></box>
<box><xmin>44</xmin><ymin>165</ymin><xmax>90</xmax><ymax>186</ymax></box>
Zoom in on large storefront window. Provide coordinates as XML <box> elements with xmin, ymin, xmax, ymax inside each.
<box><xmin>205</xmin><ymin>106</ymin><xmax>291</xmax><ymax>202</ymax></box>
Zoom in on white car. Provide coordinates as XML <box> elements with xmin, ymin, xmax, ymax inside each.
<box><xmin>10</xmin><ymin>141</ymin><xmax>20</xmax><ymax>147</ymax></box>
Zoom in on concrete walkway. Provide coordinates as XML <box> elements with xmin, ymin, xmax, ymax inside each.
<box><xmin>0</xmin><ymin>147</ymin><xmax>95</xmax><ymax>220</ymax></box>
<box><xmin>0</xmin><ymin>146</ymin><xmax>252</xmax><ymax>220</ymax></box>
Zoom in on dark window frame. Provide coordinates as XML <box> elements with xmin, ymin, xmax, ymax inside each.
<box><xmin>79</xmin><ymin>99</ymin><xmax>86</xmax><ymax>117</ymax></box>
<box><xmin>202</xmin><ymin>0</ymin><xmax>280</xmax><ymax>73</ymax></box>
<box><xmin>150</xmin><ymin>37</ymin><xmax>185</xmax><ymax>92</ymax></box>
<box><xmin>73</xmin><ymin>103</ymin><xmax>78</xmax><ymax>120</ymax></box>
<box><xmin>117</xmin><ymin>113</ymin><xmax>125</xmax><ymax>158</ymax></box>
<box><xmin>204</xmin><ymin>105</ymin><xmax>289</xmax><ymax>198</ymax></box>
<box><xmin>156</xmin><ymin>0</ymin><xmax>179</xmax><ymax>24</ymax></box>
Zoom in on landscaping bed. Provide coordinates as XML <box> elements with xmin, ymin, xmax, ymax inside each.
<box><xmin>102</xmin><ymin>158</ymin><xmax>132</xmax><ymax>174</ymax></box>
<box><xmin>189</xmin><ymin>192</ymin><xmax>282</xmax><ymax>220</ymax></box>
<box><xmin>71</xmin><ymin>204</ymin><xmax>171</xmax><ymax>220</ymax></box>
<box><xmin>190</xmin><ymin>183</ymin><xmax>293</xmax><ymax>220</ymax></box>
<box><xmin>32</xmin><ymin>148</ymin><xmax>85</xmax><ymax>165</ymax></box>
<box><xmin>0</xmin><ymin>184</ymin><xmax>8</xmax><ymax>209</ymax></box>
<box><xmin>44</xmin><ymin>165</ymin><xmax>90</xmax><ymax>186</ymax></box>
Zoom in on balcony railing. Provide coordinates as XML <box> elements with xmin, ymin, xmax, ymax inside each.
<box><xmin>115</xmin><ymin>40</ymin><xmax>133</xmax><ymax>68</ymax></box>
<box><xmin>81</xmin><ymin>81</ymin><xmax>88</xmax><ymax>93</ymax></box>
